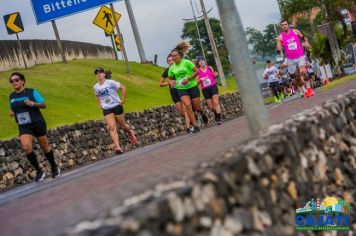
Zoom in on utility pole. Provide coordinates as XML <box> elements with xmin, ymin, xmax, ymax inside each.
<box><xmin>124</xmin><ymin>0</ymin><xmax>147</xmax><ymax>63</ymax></box>
<box><xmin>110</xmin><ymin>3</ymin><xmax>131</xmax><ymax>74</ymax></box>
<box><xmin>215</xmin><ymin>0</ymin><xmax>269</xmax><ymax>136</ymax></box>
<box><xmin>189</xmin><ymin>0</ymin><xmax>206</xmax><ymax>59</ymax></box>
<box><xmin>199</xmin><ymin>0</ymin><xmax>226</xmax><ymax>87</ymax></box>
<box><xmin>51</xmin><ymin>20</ymin><xmax>67</xmax><ymax>63</ymax></box>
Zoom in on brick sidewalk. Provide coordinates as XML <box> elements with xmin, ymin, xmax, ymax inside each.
<box><xmin>0</xmin><ymin>80</ymin><xmax>355</xmax><ymax>236</ymax></box>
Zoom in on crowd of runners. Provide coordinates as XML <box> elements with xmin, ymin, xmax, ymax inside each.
<box><xmin>7</xmin><ymin>19</ymin><xmax>317</xmax><ymax>182</ymax></box>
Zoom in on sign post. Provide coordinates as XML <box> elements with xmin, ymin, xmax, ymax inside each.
<box><xmin>51</xmin><ymin>20</ymin><xmax>67</xmax><ymax>63</ymax></box>
<box><xmin>110</xmin><ymin>3</ymin><xmax>131</xmax><ymax>74</ymax></box>
<box><xmin>3</xmin><ymin>12</ymin><xmax>27</xmax><ymax>69</ymax></box>
<box><xmin>106</xmin><ymin>32</ymin><xmax>119</xmax><ymax>60</ymax></box>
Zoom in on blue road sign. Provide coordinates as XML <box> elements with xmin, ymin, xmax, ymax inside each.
<box><xmin>30</xmin><ymin>0</ymin><xmax>118</xmax><ymax>24</ymax></box>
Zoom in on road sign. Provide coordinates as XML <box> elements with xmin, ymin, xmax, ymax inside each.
<box><xmin>3</xmin><ymin>12</ymin><xmax>24</xmax><ymax>34</ymax></box>
<box><xmin>114</xmin><ymin>34</ymin><xmax>122</xmax><ymax>50</ymax></box>
<box><xmin>30</xmin><ymin>0</ymin><xmax>118</xmax><ymax>24</ymax></box>
<box><xmin>93</xmin><ymin>5</ymin><xmax>121</xmax><ymax>34</ymax></box>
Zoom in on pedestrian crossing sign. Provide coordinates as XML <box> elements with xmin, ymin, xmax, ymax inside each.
<box><xmin>93</xmin><ymin>5</ymin><xmax>121</xmax><ymax>34</ymax></box>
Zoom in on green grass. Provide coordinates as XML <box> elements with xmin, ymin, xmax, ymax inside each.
<box><xmin>0</xmin><ymin>59</ymin><xmax>238</xmax><ymax>139</ymax></box>
<box><xmin>321</xmin><ymin>74</ymin><xmax>356</xmax><ymax>91</ymax></box>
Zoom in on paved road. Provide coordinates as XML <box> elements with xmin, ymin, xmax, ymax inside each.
<box><xmin>0</xmin><ymin>80</ymin><xmax>355</xmax><ymax>236</ymax></box>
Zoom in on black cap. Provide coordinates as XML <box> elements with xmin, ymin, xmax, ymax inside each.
<box><xmin>94</xmin><ymin>67</ymin><xmax>105</xmax><ymax>75</ymax></box>
<box><xmin>196</xmin><ymin>56</ymin><xmax>205</xmax><ymax>61</ymax></box>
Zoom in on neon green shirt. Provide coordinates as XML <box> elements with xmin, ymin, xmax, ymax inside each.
<box><xmin>168</xmin><ymin>59</ymin><xmax>197</xmax><ymax>90</ymax></box>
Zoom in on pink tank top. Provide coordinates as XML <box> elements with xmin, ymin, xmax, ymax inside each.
<box><xmin>198</xmin><ymin>67</ymin><xmax>216</xmax><ymax>89</ymax></box>
<box><xmin>281</xmin><ymin>30</ymin><xmax>305</xmax><ymax>60</ymax></box>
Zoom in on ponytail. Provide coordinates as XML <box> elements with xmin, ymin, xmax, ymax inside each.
<box><xmin>171</xmin><ymin>41</ymin><xmax>192</xmax><ymax>57</ymax></box>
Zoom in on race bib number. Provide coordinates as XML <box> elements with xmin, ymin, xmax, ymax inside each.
<box><xmin>179</xmin><ymin>79</ymin><xmax>189</xmax><ymax>87</ymax></box>
<box><xmin>103</xmin><ymin>97</ymin><xmax>113</xmax><ymax>105</ymax></box>
<box><xmin>203</xmin><ymin>77</ymin><xmax>212</xmax><ymax>86</ymax></box>
<box><xmin>17</xmin><ymin>112</ymin><xmax>31</xmax><ymax>125</ymax></box>
<box><xmin>288</xmin><ymin>42</ymin><xmax>297</xmax><ymax>50</ymax></box>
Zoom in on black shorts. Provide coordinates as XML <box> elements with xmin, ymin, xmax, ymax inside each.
<box><xmin>170</xmin><ymin>88</ymin><xmax>181</xmax><ymax>103</ymax></box>
<box><xmin>103</xmin><ymin>105</ymin><xmax>124</xmax><ymax>116</ymax></box>
<box><xmin>202</xmin><ymin>84</ymin><xmax>219</xmax><ymax>100</ymax></box>
<box><xmin>18</xmin><ymin>120</ymin><xmax>47</xmax><ymax>137</ymax></box>
<box><xmin>177</xmin><ymin>86</ymin><xmax>200</xmax><ymax>99</ymax></box>
<box><xmin>269</xmin><ymin>81</ymin><xmax>280</xmax><ymax>90</ymax></box>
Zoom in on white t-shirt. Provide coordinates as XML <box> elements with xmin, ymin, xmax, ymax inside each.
<box><xmin>263</xmin><ymin>66</ymin><xmax>279</xmax><ymax>83</ymax></box>
<box><xmin>94</xmin><ymin>79</ymin><xmax>122</xmax><ymax>110</ymax></box>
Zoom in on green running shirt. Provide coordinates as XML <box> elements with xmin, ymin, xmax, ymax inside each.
<box><xmin>168</xmin><ymin>59</ymin><xmax>197</xmax><ymax>90</ymax></box>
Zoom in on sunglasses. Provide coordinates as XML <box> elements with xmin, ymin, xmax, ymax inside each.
<box><xmin>10</xmin><ymin>78</ymin><xmax>21</xmax><ymax>84</ymax></box>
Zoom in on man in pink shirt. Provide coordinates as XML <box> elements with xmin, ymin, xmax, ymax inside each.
<box><xmin>276</xmin><ymin>20</ymin><xmax>315</xmax><ymax>97</ymax></box>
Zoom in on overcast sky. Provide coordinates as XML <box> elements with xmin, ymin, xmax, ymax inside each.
<box><xmin>0</xmin><ymin>0</ymin><xmax>281</xmax><ymax>66</ymax></box>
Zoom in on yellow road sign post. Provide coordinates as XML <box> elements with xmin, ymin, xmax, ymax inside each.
<box><xmin>93</xmin><ymin>6</ymin><xmax>121</xmax><ymax>34</ymax></box>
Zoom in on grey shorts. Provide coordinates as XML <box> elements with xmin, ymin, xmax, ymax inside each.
<box><xmin>285</xmin><ymin>56</ymin><xmax>307</xmax><ymax>74</ymax></box>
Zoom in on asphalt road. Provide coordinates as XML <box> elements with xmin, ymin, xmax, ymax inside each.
<box><xmin>0</xmin><ymin>79</ymin><xmax>355</xmax><ymax>236</ymax></box>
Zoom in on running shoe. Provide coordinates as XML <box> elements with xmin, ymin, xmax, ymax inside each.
<box><xmin>216</xmin><ymin>117</ymin><xmax>223</xmax><ymax>125</ymax></box>
<box><xmin>115</xmin><ymin>147</ymin><xmax>124</xmax><ymax>155</ymax></box>
<box><xmin>274</xmin><ymin>96</ymin><xmax>282</xmax><ymax>104</ymax></box>
<box><xmin>35</xmin><ymin>170</ymin><xmax>46</xmax><ymax>182</ymax></box>
<box><xmin>192</xmin><ymin>126</ymin><xmax>200</xmax><ymax>133</ymax></box>
<box><xmin>187</xmin><ymin>128</ymin><xmax>193</xmax><ymax>134</ymax></box>
<box><xmin>52</xmin><ymin>167</ymin><xmax>61</xmax><ymax>178</ymax></box>
<box><xmin>201</xmin><ymin>114</ymin><xmax>209</xmax><ymax>124</ymax></box>
<box><xmin>129</xmin><ymin>133</ymin><xmax>137</xmax><ymax>145</ymax></box>
<box><xmin>307</xmin><ymin>88</ymin><xmax>315</xmax><ymax>96</ymax></box>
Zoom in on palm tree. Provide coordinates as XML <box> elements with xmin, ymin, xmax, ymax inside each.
<box><xmin>278</xmin><ymin>0</ymin><xmax>355</xmax><ymax>65</ymax></box>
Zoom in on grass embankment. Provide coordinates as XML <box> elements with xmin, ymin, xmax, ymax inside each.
<box><xmin>0</xmin><ymin>59</ymin><xmax>237</xmax><ymax>139</ymax></box>
<box><xmin>321</xmin><ymin>74</ymin><xmax>356</xmax><ymax>91</ymax></box>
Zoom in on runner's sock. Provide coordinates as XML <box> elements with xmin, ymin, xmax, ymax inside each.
<box><xmin>45</xmin><ymin>150</ymin><xmax>57</xmax><ymax>169</ymax></box>
<box><xmin>26</xmin><ymin>152</ymin><xmax>41</xmax><ymax>172</ymax></box>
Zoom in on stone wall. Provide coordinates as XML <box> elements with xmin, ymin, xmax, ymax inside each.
<box><xmin>0</xmin><ymin>92</ymin><xmax>242</xmax><ymax>191</ymax></box>
<box><xmin>68</xmin><ymin>90</ymin><xmax>356</xmax><ymax>236</ymax></box>
<box><xmin>0</xmin><ymin>40</ymin><xmax>115</xmax><ymax>71</ymax></box>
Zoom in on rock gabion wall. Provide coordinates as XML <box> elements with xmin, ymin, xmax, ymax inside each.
<box><xmin>0</xmin><ymin>92</ymin><xmax>242</xmax><ymax>191</ymax></box>
<box><xmin>0</xmin><ymin>40</ymin><xmax>115</xmax><ymax>71</ymax></box>
<box><xmin>68</xmin><ymin>90</ymin><xmax>356</xmax><ymax>236</ymax></box>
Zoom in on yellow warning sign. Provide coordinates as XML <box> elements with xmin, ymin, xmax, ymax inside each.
<box><xmin>114</xmin><ymin>34</ymin><xmax>122</xmax><ymax>50</ymax></box>
<box><xmin>4</xmin><ymin>12</ymin><xmax>24</xmax><ymax>34</ymax></box>
<box><xmin>93</xmin><ymin>6</ymin><xmax>121</xmax><ymax>34</ymax></box>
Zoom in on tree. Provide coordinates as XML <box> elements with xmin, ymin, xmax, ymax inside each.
<box><xmin>181</xmin><ymin>18</ymin><xmax>230</xmax><ymax>72</ymax></box>
<box><xmin>246</xmin><ymin>24</ymin><xmax>279</xmax><ymax>58</ymax></box>
<box><xmin>279</xmin><ymin>0</ymin><xmax>355</xmax><ymax>39</ymax></box>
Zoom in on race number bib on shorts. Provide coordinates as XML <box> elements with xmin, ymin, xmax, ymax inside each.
<box><xmin>17</xmin><ymin>112</ymin><xmax>31</xmax><ymax>125</ymax></box>
<box><xmin>288</xmin><ymin>42</ymin><xmax>297</xmax><ymax>50</ymax></box>
<box><xmin>203</xmin><ymin>77</ymin><xmax>212</xmax><ymax>86</ymax></box>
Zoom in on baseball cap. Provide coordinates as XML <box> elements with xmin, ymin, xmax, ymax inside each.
<box><xmin>94</xmin><ymin>67</ymin><xmax>105</xmax><ymax>75</ymax></box>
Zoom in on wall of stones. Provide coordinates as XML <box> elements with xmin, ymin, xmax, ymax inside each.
<box><xmin>0</xmin><ymin>40</ymin><xmax>115</xmax><ymax>71</ymax></box>
<box><xmin>0</xmin><ymin>92</ymin><xmax>242</xmax><ymax>191</ymax></box>
<box><xmin>68</xmin><ymin>90</ymin><xmax>356</xmax><ymax>236</ymax></box>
